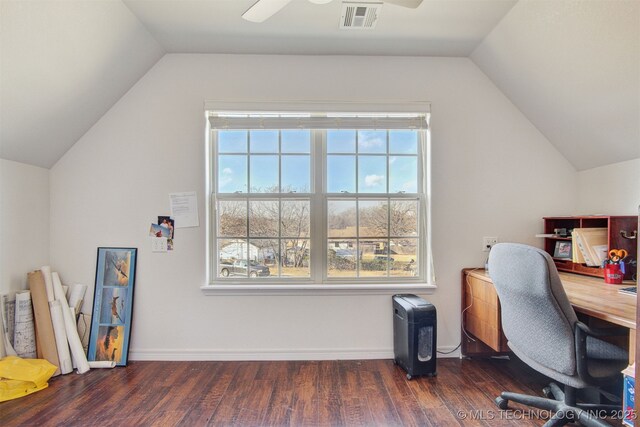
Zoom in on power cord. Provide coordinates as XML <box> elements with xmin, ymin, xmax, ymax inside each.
<box><xmin>437</xmin><ymin>342</ymin><xmax>461</xmax><ymax>355</ymax></box>
<box><xmin>437</xmin><ymin>268</ymin><xmax>481</xmax><ymax>356</ymax></box>
<box><xmin>460</xmin><ymin>268</ymin><xmax>479</xmax><ymax>343</ymax></box>
<box><xmin>77</xmin><ymin>312</ymin><xmax>91</xmax><ymax>354</ymax></box>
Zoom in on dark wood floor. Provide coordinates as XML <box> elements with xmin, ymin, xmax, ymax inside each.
<box><xmin>0</xmin><ymin>357</ymin><xmax>622</xmax><ymax>426</ymax></box>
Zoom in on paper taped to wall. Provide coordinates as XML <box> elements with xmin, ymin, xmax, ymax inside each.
<box><xmin>169</xmin><ymin>191</ymin><xmax>199</xmax><ymax>228</ymax></box>
<box><xmin>151</xmin><ymin>237</ymin><xmax>168</xmax><ymax>252</ymax></box>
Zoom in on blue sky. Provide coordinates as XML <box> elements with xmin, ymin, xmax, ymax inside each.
<box><xmin>218</xmin><ymin>130</ymin><xmax>247</xmax><ymax>153</ymax></box>
<box><xmin>282</xmin><ymin>130</ymin><xmax>310</xmax><ymax>153</ymax></box>
<box><xmin>282</xmin><ymin>155</ymin><xmax>310</xmax><ymax>192</ymax></box>
<box><xmin>250</xmin><ymin>130</ymin><xmax>278</xmax><ymax>152</ymax></box>
<box><xmin>218</xmin><ymin>155</ymin><xmax>247</xmax><ymax>193</ymax></box>
<box><xmin>357</xmin><ymin>156</ymin><xmax>386</xmax><ymax>193</ymax></box>
<box><xmin>250</xmin><ymin>156</ymin><xmax>278</xmax><ymax>191</ymax></box>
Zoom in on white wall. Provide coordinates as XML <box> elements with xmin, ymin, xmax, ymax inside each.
<box><xmin>49</xmin><ymin>54</ymin><xmax>576</xmax><ymax>360</ymax></box>
<box><xmin>0</xmin><ymin>159</ymin><xmax>50</xmax><ymax>294</ymax></box>
<box><xmin>576</xmin><ymin>158</ymin><xmax>640</xmax><ymax>215</ymax></box>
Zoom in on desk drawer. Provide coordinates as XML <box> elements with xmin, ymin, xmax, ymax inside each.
<box><xmin>464</xmin><ymin>274</ymin><xmax>504</xmax><ymax>352</ymax></box>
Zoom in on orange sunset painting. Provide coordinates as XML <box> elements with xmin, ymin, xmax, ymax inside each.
<box><xmin>95</xmin><ymin>325</ymin><xmax>125</xmax><ymax>362</ymax></box>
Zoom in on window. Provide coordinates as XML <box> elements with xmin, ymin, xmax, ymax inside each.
<box><xmin>207</xmin><ymin>110</ymin><xmax>430</xmax><ymax>286</ymax></box>
<box><xmin>216</xmin><ymin>129</ymin><xmax>312</xmax><ymax>279</ymax></box>
<box><xmin>326</xmin><ymin>129</ymin><xmax>420</xmax><ymax>279</ymax></box>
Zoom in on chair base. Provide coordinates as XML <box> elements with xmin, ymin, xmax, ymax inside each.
<box><xmin>495</xmin><ymin>382</ymin><xmax>619</xmax><ymax>427</ymax></box>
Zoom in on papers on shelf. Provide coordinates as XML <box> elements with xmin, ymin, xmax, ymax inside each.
<box><xmin>571</xmin><ymin>233</ymin><xmax>586</xmax><ymax>264</ymax></box>
<box><xmin>572</xmin><ymin>228</ymin><xmax>607</xmax><ymax>267</ymax></box>
<box><xmin>591</xmin><ymin>245</ymin><xmax>609</xmax><ymax>265</ymax></box>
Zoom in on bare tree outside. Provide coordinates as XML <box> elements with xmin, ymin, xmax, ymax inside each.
<box><xmin>390</xmin><ymin>200</ymin><xmax>418</xmax><ymax>237</ymax></box>
<box><xmin>219</xmin><ymin>201</ymin><xmax>247</xmax><ymax>237</ymax></box>
<box><xmin>327</xmin><ymin>198</ymin><xmax>419</xmax><ymax>277</ymax></box>
<box><xmin>217</xmin><ymin>187</ymin><xmax>310</xmax><ymax>278</ymax></box>
<box><xmin>359</xmin><ymin>200</ymin><xmax>388</xmax><ymax>237</ymax></box>
<box><xmin>281</xmin><ymin>200</ymin><xmax>310</xmax><ymax>272</ymax></box>
<box><xmin>249</xmin><ymin>200</ymin><xmax>279</xmax><ymax>237</ymax></box>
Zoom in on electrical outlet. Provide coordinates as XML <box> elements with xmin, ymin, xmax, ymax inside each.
<box><xmin>483</xmin><ymin>237</ymin><xmax>498</xmax><ymax>252</ymax></box>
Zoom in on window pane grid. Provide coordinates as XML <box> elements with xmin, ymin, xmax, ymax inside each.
<box><xmin>218</xmin><ymin>129</ymin><xmax>311</xmax><ymax>195</ymax></box>
<box><xmin>216</xmin><ymin>194</ymin><xmax>310</xmax><ymax>279</ymax></box>
<box><xmin>213</xmin><ymin>124</ymin><xmax>425</xmax><ymax>284</ymax></box>
<box><xmin>326</xmin><ymin>195</ymin><xmax>419</xmax><ymax>279</ymax></box>
<box><xmin>326</xmin><ymin>130</ymin><xmax>419</xmax><ymax>195</ymax></box>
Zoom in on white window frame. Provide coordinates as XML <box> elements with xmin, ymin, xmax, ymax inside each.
<box><xmin>202</xmin><ymin>101</ymin><xmax>434</xmax><ymax>295</ymax></box>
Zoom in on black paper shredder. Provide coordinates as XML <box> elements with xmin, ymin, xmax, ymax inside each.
<box><xmin>392</xmin><ymin>294</ymin><xmax>437</xmax><ymax>379</ymax></box>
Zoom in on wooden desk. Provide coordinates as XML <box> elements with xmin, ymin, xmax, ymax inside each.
<box><xmin>462</xmin><ymin>268</ymin><xmax>637</xmax><ymax>363</ymax></box>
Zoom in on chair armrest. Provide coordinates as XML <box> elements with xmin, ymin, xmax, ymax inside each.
<box><xmin>575</xmin><ymin>322</ymin><xmax>628</xmax><ymax>338</ymax></box>
<box><xmin>574</xmin><ymin>321</ymin><xmax>627</xmax><ymax>386</ymax></box>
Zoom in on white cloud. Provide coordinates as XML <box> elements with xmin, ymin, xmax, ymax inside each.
<box><xmin>359</xmin><ymin>136</ymin><xmax>384</xmax><ymax>149</ymax></box>
<box><xmin>365</xmin><ymin>174</ymin><xmax>384</xmax><ymax>187</ymax></box>
<box><xmin>219</xmin><ymin>168</ymin><xmax>234</xmax><ymax>188</ymax></box>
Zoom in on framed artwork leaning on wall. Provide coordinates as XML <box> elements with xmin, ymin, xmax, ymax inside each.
<box><xmin>88</xmin><ymin>247</ymin><xmax>138</xmax><ymax>366</ymax></box>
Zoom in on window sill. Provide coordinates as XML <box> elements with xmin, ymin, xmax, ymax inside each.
<box><xmin>200</xmin><ymin>283</ymin><xmax>436</xmax><ymax>296</ymax></box>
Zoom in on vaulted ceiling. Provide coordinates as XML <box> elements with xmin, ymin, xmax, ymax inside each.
<box><xmin>472</xmin><ymin>0</ymin><xmax>639</xmax><ymax>170</ymax></box>
<box><xmin>1</xmin><ymin>0</ymin><xmax>164</xmax><ymax>168</ymax></box>
<box><xmin>1</xmin><ymin>0</ymin><xmax>638</xmax><ymax>170</ymax></box>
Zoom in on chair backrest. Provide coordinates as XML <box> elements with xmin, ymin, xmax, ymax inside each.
<box><xmin>488</xmin><ymin>243</ymin><xmax>578</xmax><ymax>376</ymax></box>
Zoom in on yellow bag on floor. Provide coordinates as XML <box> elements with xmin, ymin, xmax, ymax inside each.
<box><xmin>0</xmin><ymin>356</ymin><xmax>58</xmax><ymax>402</ymax></box>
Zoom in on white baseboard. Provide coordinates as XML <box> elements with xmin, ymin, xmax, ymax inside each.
<box><xmin>129</xmin><ymin>345</ymin><xmax>460</xmax><ymax>361</ymax></box>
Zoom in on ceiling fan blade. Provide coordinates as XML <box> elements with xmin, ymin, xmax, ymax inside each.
<box><xmin>242</xmin><ymin>0</ymin><xmax>294</xmax><ymax>23</ymax></box>
<box><xmin>383</xmin><ymin>0</ymin><xmax>423</xmax><ymax>8</ymax></box>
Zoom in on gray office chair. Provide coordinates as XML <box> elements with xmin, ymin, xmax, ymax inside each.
<box><xmin>488</xmin><ymin>243</ymin><xmax>629</xmax><ymax>427</ymax></box>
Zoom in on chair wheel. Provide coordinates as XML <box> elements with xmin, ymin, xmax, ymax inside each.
<box><xmin>406</xmin><ymin>374</ymin><xmax>412</xmax><ymax>380</ymax></box>
<box><xmin>495</xmin><ymin>396</ymin><xmax>509</xmax><ymax>410</ymax></box>
<box><xmin>542</xmin><ymin>386</ymin><xmax>553</xmax><ymax>398</ymax></box>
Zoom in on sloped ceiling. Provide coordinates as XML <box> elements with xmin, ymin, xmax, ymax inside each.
<box><xmin>1</xmin><ymin>0</ymin><xmax>638</xmax><ymax>170</ymax></box>
<box><xmin>0</xmin><ymin>0</ymin><xmax>164</xmax><ymax>168</ymax></box>
<box><xmin>471</xmin><ymin>0</ymin><xmax>640</xmax><ymax>171</ymax></box>
<box><xmin>122</xmin><ymin>0</ymin><xmax>517</xmax><ymax>56</ymax></box>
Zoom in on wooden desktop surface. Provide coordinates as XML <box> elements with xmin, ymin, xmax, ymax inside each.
<box><xmin>465</xmin><ymin>269</ymin><xmax>637</xmax><ymax>330</ymax></box>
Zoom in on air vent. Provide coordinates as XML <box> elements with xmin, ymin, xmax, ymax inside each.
<box><xmin>340</xmin><ymin>2</ymin><xmax>382</xmax><ymax>29</ymax></box>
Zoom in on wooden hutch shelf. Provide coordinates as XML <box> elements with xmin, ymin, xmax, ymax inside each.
<box><xmin>543</xmin><ymin>216</ymin><xmax>637</xmax><ymax>281</ymax></box>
